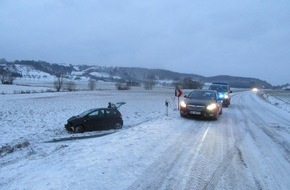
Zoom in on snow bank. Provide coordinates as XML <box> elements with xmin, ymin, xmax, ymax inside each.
<box><xmin>257</xmin><ymin>91</ymin><xmax>290</xmax><ymax>113</ymax></box>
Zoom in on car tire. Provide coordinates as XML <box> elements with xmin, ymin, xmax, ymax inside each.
<box><xmin>212</xmin><ymin>112</ymin><xmax>219</xmax><ymax>120</ymax></box>
<box><xmin>224</xmin><ymin>102</ymin><xmax>229</xmax><ymax>107</ymax></box>
<box><xmin>114</xmin><ymin>122</ymin><xmax>122</xmax><ymax>129</ymax></box>
<box><xmin>219</xmin><ymin>108</ymin><xmax>223</xmax><ymax>115</ymax></box>
<box><xmin>74</xmin><ymin>125</ymin><xmax>85</xmax><ymax>133</ymax></box>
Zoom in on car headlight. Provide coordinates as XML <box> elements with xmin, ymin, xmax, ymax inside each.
<box><xmin>218</xmin><ymin>93</ymin><xmax>224</xmax><ymax>98</ymax></box>
<box><xmin>252</xmin><ymin>88</ymin><xmax>258</xmax><ymax>92</ymax></box>
<box><xmin>224</xmin><ymin>94</ymin><xmax>229</xmax><ymax>99</ymax></box>
<box><xmin>207</xmin><ymin>103</ymin><xmax>217</xmax><ymax>111</ymax></box>
<box><xmin>180</xmin><ymin>101</ymin><xmax>187</xmax><ymax>108</ymax></box>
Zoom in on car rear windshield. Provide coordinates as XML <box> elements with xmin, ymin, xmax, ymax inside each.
<box><xmin>209</xmin><ymin>85</ymin><xmax>228</xmax><ymax>92</ymax></box>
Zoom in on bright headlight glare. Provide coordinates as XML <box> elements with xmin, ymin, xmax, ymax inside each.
<box><xmin>207</xmin><ymin>103</ymin><xmax>217</xmax><ymax>110</ymax></box>
<box><xmin>224</xmin><ymin>94</ymin><xmax>229</xmax><ymax>99</ymax></box>
<box><xmin>252</xmin><ymin>88</ymin><xmax>258</xmax><ymax>92</ymax></box>
<box><xmin>180</xmin><ymin>101</ymin><xmax>186</xmax><ymax>108</ymax></box>
<box><xmin>219</xmin><ymin>94</ymin><xmax>224</xmax><ymax>98</ymax></box>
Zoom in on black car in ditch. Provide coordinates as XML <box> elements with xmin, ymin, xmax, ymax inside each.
<box><xmin>65</xmin><ymin>107</ymin><xmax>123</xmax><ymax>133</ymax></box>
<box><xmin>180</xmin><ymin>89</ymin><xmax>223</xmax><ymax>120</ymax></box>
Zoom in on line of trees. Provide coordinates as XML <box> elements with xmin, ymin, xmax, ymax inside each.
<box><xmin>172</xmin><ymin>77</ymin><xmax>203</xmax><ymax>89</ymax></box>
<box><xmin>53</xmin><ymin>75</ymin><xmax>98</xmax><ymax>92</ymax></box>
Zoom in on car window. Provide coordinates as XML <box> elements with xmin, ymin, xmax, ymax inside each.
<box><xmin>89</xmin><ymin>109</ymin><xmax>105</xmax><ymax>117</ymax></box>
<box><xmin>220</xmin><ymin>86</ymin><xmax>228</xmax><ymax>92</ymax></box>
<box><xmin>209</xmin><ymin>85</ymin><xmax>228</xmax><ymax>92</ymax></box>
<box><xmin>79</xmin><ymin>109</ymin><xmax>95</xmax><ymax>117</ymax></box>
<box><xmin>209</xmin><ymin>85</ymin><xmax>218</xmax><ymax>91</ymax></box>
<box><xmin>105</xmin><ymin>109</ymin><xmax>116</xmax><ymax>116</ymax></box>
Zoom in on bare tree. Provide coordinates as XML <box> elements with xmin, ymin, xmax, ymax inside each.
<box><xmin>0</xmin><ymin>73</ymin><xmax>14</xmax><ymax>84</ymax></box>
<box><xmin>172</xmin><ymin>77</ymin><xmax>181</xmax><ymax>89</ymax></box>
<box><xmin>65</xmin><ymin>80</ymin><xmax>76</xmax><ymax>91</ymax></box>
<box><xmin>7</xmin><ymin>75</ymin><xmax>14</xmax><ymax>84</ymax></box>
<box><xmin>181</xmin><ymin>77</ymin><xmax>203</xmax><ymax>89</ymax></box>
<box><xmin>0</xmin><ymin>74</ymin><xmax>5</xmax><ymax>84</ymax></box>
<box><xmin>53</xmin><ymin>74</ymin><xmax>64</xmax><ymax>92</ymax></box>
<box><xmin>143</xmin><ymin>74</ymin><xmax>156</xmax><ymax>90</ymax></box>
<box><xmin>88</xmin><ymin>78</ymin><xmax>96</xmax><ymax>90</ymax></box>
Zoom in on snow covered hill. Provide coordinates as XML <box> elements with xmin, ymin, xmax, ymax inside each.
<box><xmin>0</xmin><ymin>59</ymin><xmax>273</xmax><ymax>88</ymax></box>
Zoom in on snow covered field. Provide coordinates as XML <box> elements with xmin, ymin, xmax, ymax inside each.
<box><xmin>1</xmin><ymin>84</ymin><xmax>290</xmax><ymax>189</ymax></box>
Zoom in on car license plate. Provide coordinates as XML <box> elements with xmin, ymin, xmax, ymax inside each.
<box><xmin>190</xmin><ymin>111</ymin><xmax>201</xmax><ymax>115</ymax></box>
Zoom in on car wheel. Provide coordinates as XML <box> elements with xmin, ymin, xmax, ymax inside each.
<box><xmin>212</xmin><ymin>112</ymin><xmax>219</xmax><ymax>120</ymax></box>
<box><xmin>114</xmin><ymin>122</ymin><xmax>122</xmax><ymax>129</ymax></box>
<box><xmin>74</xmin><ymin>125</ymin><xmax>85</xmax><ymax>133</ymax></box>
<box><xmin>219</xmin><ymin>108</ymin><xmax>223</xmax><ymax>115</ymax></box>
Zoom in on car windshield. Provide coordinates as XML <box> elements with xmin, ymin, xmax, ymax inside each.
<box><xmin>209</xmin><ymin>85</ymin><xmax>228</xmax><ymax>92</ymax></box>
<box><xmin>78</xmin><ymin>109</ymin><xmax>96</xmax><ymax>117</ymax></box>
<box><xmin>189</xmin><ymin>91</ymin><xmax>216</xmax><ymax>100</ymax></box>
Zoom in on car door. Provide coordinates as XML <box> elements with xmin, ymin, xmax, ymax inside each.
<box><xmin>86</xmin><ymin>109</ymin><xmax>106</xmax><ymax>131</ymax></box>
<box><xmin>105</xmin><ymin>109</ymin><xmax>118</xmax><ymax>129</ymax></box>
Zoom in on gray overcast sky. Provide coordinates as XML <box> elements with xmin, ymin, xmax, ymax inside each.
<box><xmin>1</xmin><ymin>0</ymin><xmax>290</xmax><ymax>85</ymax></box>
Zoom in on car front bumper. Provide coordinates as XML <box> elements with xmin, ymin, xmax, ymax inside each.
<box><xmin>65</xmin><ymin>123</ymin><xmax>74</xmax><ymax>132</ymax></box>
<box><xmin>222</xmin><ymin>98</ymin><xmax>230</xmax><ymax>106</ymax></box>
<box><xmin>180</xmin><ymin>107</ymin><xmax>217</xmax><ymax>118</ymax></box>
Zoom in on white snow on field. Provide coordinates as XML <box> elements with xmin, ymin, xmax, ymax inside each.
<box><xmin>0</xmin><ymin>84</ymin><xmax>178</xmax><ymax>189</ymax></box>
<box><xmin>0</xmin><ymin>85</ymin><xmax>290</xmax><ymax>189</ymax></box>
<box><xmin>0</xmin><ymin>84</ymin><xmax>53</xmax><ymax>94</ymax></box>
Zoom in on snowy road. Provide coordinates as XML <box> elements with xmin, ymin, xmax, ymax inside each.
<box><xmin>1</xmin><ymin>90</ymin><xmax>290</xmax><ymax>190</ymax></box>
<box><xmin>127</xmin><ymin>92</ymin><xmax>290</xmax><ymax>190</ymax></box>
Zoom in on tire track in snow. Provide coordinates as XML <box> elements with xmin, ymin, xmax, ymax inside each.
<box><xmin>243</xmin><ymin>93</ymin><xmax>290</xmax><ymax>163</ymax></box>
<box><xmin>127</xmin><ymin>121</ymin><xmax>210</xmax><ymax>190</ymax></box>
<box><xmin>201</xmin><ymin>135</ymin><xmax>246</xmax><ymax>190</ymax></box>
<box><xmin>184</xmin><ymin>109</ymin><xmax>249</xmax><ymax>190</ymax></box>
<box><xmin>234</xmin><ymin>92</ymin><xmax>290</xmax><ymax>189</ymax></box>
<box><xmin>128</xmin><ymin>101</ymin><xmax>250</xmax><ymax>190</ymax></box>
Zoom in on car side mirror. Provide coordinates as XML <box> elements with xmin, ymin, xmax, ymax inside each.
<box><xmin>184</xmin><ymin>95</ymin><xmax>188</xmax><ymax>98</ymax></box>
<box><xmin>229</xmin><ymin>90</ymin><xmax>232</xmax><ymax>93</ymax></box>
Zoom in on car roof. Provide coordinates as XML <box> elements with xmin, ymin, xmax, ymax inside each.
<box><xmin>84</xmin><ymin>108</ymin><xmax>114</xmax><ymax>113</ymax></box>
<box><xmin>190</xmin><ymin>89</ymin><xmax>218</xmax><ymax>93</ymax></box>
<box><xmin>91</xmin><ymin>107</ymin><xmax>118</xmax><ymax>110</ymax></box>
<box><xmin>212</xmin><ymin>82</ymin><xmax>229</xmax><ymax>85</ymax></box>
<box><xmin>210</xmin><ymin>84</ymin><xmax>230</xmax><ymax>87</ymax></box>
